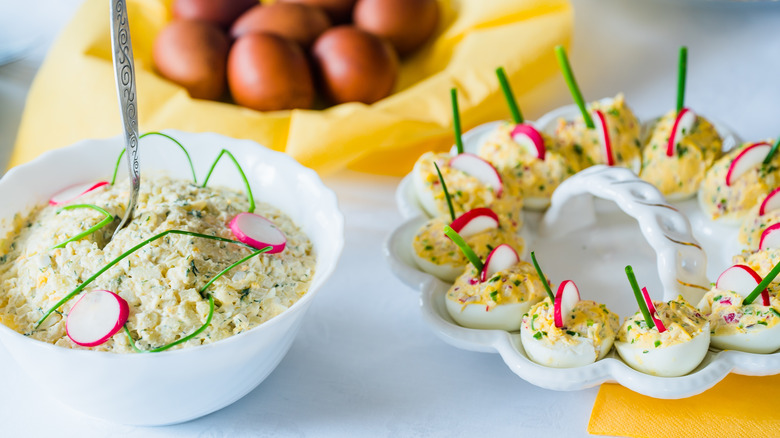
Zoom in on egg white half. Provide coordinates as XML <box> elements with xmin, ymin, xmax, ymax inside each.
<box><xmin>615</xmin><ymin>324</ymin><xmax>710</xmax><ymax>377</ymax></box>
<box><xmin>711</xmin><ymin>324</ymin><xmax>780</xmax><ymax>354</ymax></box>
<box><xmin>411</xmin><ymin>251</ymin><xmax>465</xmax><ymax>283</ymax></box>
<box><xmin>412</xmin><ymin>158</ymin><xmax>447</xmax><ymax>218</ymax></box>
<box><xmin>520</xmin><ymin>327</ymin><xmax>603</xmax><ymax>368</ymax></box>
<box><xmin>445</xmin><ymin>298</ymin><xmax>532</xmax><ymax>332</ymax></box>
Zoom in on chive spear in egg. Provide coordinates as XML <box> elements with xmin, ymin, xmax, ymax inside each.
<box><xmin>530</xmin><ymin>251</ymin><xmax>581</xmax><ymax>329</ymax></box>
<box><xmin>444</xmin><ymin>226</ymin><xmax>520</xmax><ymax>283</ymax></box>
<box><xmin>743</xmin><ymin>261</ymin><xmax>780</xmax><ymax>305</ymax></box>
<box><xmin>667</xmin><ymin>46</ymin><xmax>696</xmax><ymax>158</ymax></box>
<box><xmin>762</xmin><ymin>136</ymin><xmax>780</xmax><ymax>166</ymax></box>
<box><xmin>554</xmin><ymin>45</ymin><xmax>594</xmax><ymax>129</ymax></box>
<box><xmin>434</xmin><ymin>162</ymin><xmax>456</xmax><ymax>222</ymax></box>
<box><xmin>451</xmin><ymin>88</ymin><xmax>464</xmax><ymax>155</ymax></box>
<box><xmin>530</xmin><ymin>251</ymin><xmax>556</xmax><ymax>303</ymax></box>
<box><xmin>496</xmin><ymin>66</ymin><xmax>546</xmax><ymax>160</ymax></box>
<box><xmin>624</xmin><ymin>265</ymin><xmax>659</xmax><ymax>330</ymax></box>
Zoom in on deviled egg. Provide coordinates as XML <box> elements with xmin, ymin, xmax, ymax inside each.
<box><xmin>639</xmin><ymin>108</ymin><xmax>722</xmax><ymax>200</ymax></box>
<box><xmin>519</xmin><ymin>280</ymin><xmax>619</xmax><ymax>368</ymax></box>
<box><xmin>698</xmin><ymin>140</ymin><xmax>780</xmax><ymax>224</ymax></box>
<box><xmin>697</xmin><ymin>264</ymin><xmax>780</xmax><ymax>354</ymax></box>
<box><xmin>412</xmin><ymin>208</ymin><xmax>524</xmax><ymax>282</ymax></box>
<box><xmin>477</xmin><ymin>121</ymin><xmax>574</xmax><ymax>210</ymax></box>
<box><xmin>445</xmin><ymin>244</ymin><xmax>546</xmax><ymax>331</ymax></box>
<box><xmin>738</xmin><ymin>188</ymin><xmax>780</xmax><ymax>249</ymax></box>
<box><xmin>554</xmin><ymin>94</ymin><xmax>642</xmax><ymax>173</ymax></box>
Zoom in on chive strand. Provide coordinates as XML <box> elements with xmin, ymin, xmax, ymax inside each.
<box><xmin>196</xmin><ymin>248</ymin><xmax>270</xmax><ymax>299</ymax></box>
<box><xmin>530</xmin><ymin>251</ymin><xmax>555</xmax><ymax>303</ymax></box>
<box><xmin>676</xmin><ymin>46</ymin><xmax>688</xmax><ymax>113</ymax></box>
<box><xmin>50</xmin><ymin>204</ymin><xmax>114</xmax><ymax>249</ymax></box>
<box><xmin>202</xmin><ymin>149</ymin><xmax>255</xmax><ymax>214</ymax></box>
<box><xmin>554</xmin><ymin>45</ymin><xmax>594</xmax><ymax>129</ymax></box>
<box><xmin>496</xmin><ymin>67</ymin><xmax>523</xmax><ymax>124</ymax></box>
<box><xmin>625</xmin><ymin>265</ymin><xmax>655</xmax><ymax>329</ymax></box>
<box><xmin>451</xmin><ymin>89</ymin><xmax>464</xmax><ymax>155</ymax></box>
<box><xmin>743</xmin><ymin>261</ymin><xmax>780</xmax><ymax>305</ymax></box>
<box><xmin>111</xmin><ymin>132</ymin><xmax>198</xmax><ymax>185</ymax></box>
<box><xmin>444</xmin><ymin>225</ymin><xmax>483</xmax><ymax>273</ymax></box>
<box><xmin>35</xmin><ymin>230</ymin><xmax>253</xmax><ymax>328</ymax></box>
<box><xmin>763</xmin><ymin>136</ymin><xmax>780</xmax><ymax>166</ymax></box>
<box><xmin>434</xmin><ymin>162</ymin><xmax>456</xmax><ymax>222</ymax></box>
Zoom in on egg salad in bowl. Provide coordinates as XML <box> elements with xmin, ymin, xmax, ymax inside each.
<box><xmin>639</xmin><ymin>109</ymin><xmax>722</xmax><ymax>200</ymax></box>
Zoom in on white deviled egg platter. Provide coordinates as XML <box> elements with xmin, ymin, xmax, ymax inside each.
<box><xmin>386</xmin><ymin>105</ymin><xmax>780</xmax><ymax>399</ymax></box>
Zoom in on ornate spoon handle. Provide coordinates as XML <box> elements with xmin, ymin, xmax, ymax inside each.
<box><xmin>109</xmin><ymin>0</ymin><xmax>140</xmax><ymax>238</ymax></box>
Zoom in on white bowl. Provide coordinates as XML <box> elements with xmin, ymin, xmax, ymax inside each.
<box><xmin>0</xmin><ymin>131</ymin><xmax>344</xmax><ymax>425</ymax></box>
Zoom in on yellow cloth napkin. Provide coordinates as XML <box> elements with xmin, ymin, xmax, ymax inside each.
<box><xmin>10</xmin><ymin>0</ymin><xmax>572</xmax><ymax>176</ymax></box>
<box><xmin>589</xmin><ymin>375</ymin><xmax>780</xmax><ymax>437</ymax></box>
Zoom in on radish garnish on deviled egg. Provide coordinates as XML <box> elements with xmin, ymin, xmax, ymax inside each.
<box><xmin>412</xmin><ymin>89</ymin><xmax>521</xmax><ymax>220</ymax></box>
<box><xmin>615</xmin><ymin>266</ymin><xmax>709</xmax><ymax>377</ymax></box>
<box><xmin>553</xmin><ymin>46</ymin><xmax>641</xmax><ymax>173</ymax></box>
<box><xmin>640</xmin><ymin>47</ymin><xmax>722</xmax><ymax>201</ymax></box>
<box><xmin>739</xmin><ymin>187</ymin><xmax>780</xmax><ymax>249</ymax></box>
<box><xmin>697</xmin><ymin>263</ymin><xmax>780</xmax><ymax>354</ymax></box>
<box><xmin>476</xmin><ymin>67</ymin><xmax>574</xmax><ymax>210</ymax></box>
<box><xmin>443</xmin><ymin>228</ymin><xmax>545</xmax><ymax>331</ymax></box>
<box><xmin>519</xmin><ymin>253</ymin><xmax>619</xmax><ymax>368</ymax></box>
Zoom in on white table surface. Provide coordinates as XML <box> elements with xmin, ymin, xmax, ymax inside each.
<box><xmin>1</xmin><ymin>0</ymin><xmax>779</xmax><ymax>436</ymax></box>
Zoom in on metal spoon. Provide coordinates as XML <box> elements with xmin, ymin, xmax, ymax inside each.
<box><xmin>109</xmin><ymin>0</ymin><xmax>140</xmax><ymax>240</ymax></box>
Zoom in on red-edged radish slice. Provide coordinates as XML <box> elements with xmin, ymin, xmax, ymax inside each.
<box><xmin>480</xmin><ymin>244</ymin><xmax>519</xmax><ymax>282</ymax></box>
<box><xmin>448</xmin><ymin>153</ymin><xmax>504</xmax><ymax>196</ymax></box>
<box><xmin>726</xmin><ymin>142</ymin><xmax>772</xmax><ymax>186</ymax></box>
<box><xmin>66</xmin><ymin>290</ymin><xmax>129</xmax><ymax>347</ymax></box>
<box><xmin>553</xmin><ymin>280</ymin><xmax>581</xmax><ymax>328</ymax></box>
<box><xmin>641</xmin><ymin>287</ymin><xmax>667</xmax><ymax>333</ymax></box>
<box><xmin>716</xmin><ymin>264</ymin><xmax>770</xmax><ymax>306</ymax></box>
<box><xmin>759</xmin><ymin>187</ymin><xmax>780</xmax><ymax>216</ymax></box>
<box><xmin>229</xmin><ymin>212</ymin><xmax>286</xmax><ymax>253</ymax></box>
<box><xmin>511</xmin><ymin>124</ymin><xmax>546</xmax><ymax>160</ymax></box>
<box><xmin>759</xmin><ymin>223</ymin><xmax>780</xmax><ymax>251</ymax></box>
<box><xmin>449</xmin><ymin>208</ymin><xmax>499</xmax><ymax>238</ymax></box>
<box><xmin>50</xmin><ymin>181</ymin><xmax>109</xmax><ymax>206</ymax></box>
<box><xmin>592</xmin><ymin>110</ymin><xmax>614</xmax><ymax>166</ymax></box>
<box><xmin>666</xmin><ymin>108</ymin><xmax>696</xmax><ymax>157</ymax></box>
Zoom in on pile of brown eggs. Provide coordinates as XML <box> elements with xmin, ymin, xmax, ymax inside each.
<box><xmin>152</xmin><ymin>0</ymin><xmax>440</xmax><ymax>112</ymax></box>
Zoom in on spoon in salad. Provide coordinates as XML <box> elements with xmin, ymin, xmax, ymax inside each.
<box><xmin>109</xmin><ymin>0</ymin><xmax>140</xmax><ymax>240</ymax></box>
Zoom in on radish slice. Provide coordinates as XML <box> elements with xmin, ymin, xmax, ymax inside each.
<box><xmin>592</xmin><ymin>110</ymin><xmax>614</xmax><ymax>166</ymax></box>
<box><xmin>760</xmin><ymin>223</ymin><xmax>780</xmax><ymax>251</ymax></box>
<box><xmin>50</xmin><ymin>181</ymin><xmax>109</xmax><ymax>206</ymax></box>
<box><xmin>480</xmin><ymin>244</ymin><xmax>519</xmax><ymax>282</ymax></box>
<box><xmin>229</xmin><ymin>212</ymin><xmax>286</xmax><ymax>253</ymax></box>
<box><xmin>66</xmin><ymin>290</ymin><xmax>129</xmax><ymax>347</ymax></box>
<box><xmin>448</xmin><ymin>153</ymin><xmax>504</xmax><ymax>196</ymax></box>
<box><xmin>553</xmin><ymin>280</ymin><xmax>581</xmax><ymax>328</ymax></box>
<box><xmin>449</xmin><ymin>208</ymin><xmax>499</xmax><ymax>238</ymax></box>
<box><xmin>666</xmin><ymin>108</ymin><xmax>696</xmax><ymax>157</ymax></box>
<box><xmin>511</xmin><ymin>124</ymin><xmax>546</xmax><ymax>160</ymax></box>
<box><xmin>641</xmin><ymin>287</ymin><xmax>667</xmax><ymax>333</ymax></box>
<box><xmin>759</xmin><ymin>187</ymin><xmax>780</xmax><ymax>216</ymax></box>
<box><xmin>716</xmin><ymin>264</ymin><xmax>770</xmax><ymax>306</ymax></box>
<box><xmin>726</xmin><ymin>142</ymin><xmax>772</xmax><ymax>186</ymax></box>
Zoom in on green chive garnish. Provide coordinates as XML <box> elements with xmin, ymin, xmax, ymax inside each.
<box><xmin>35</xmin><ymin>230</ymin><xmax>256</xmax><ymax>328</ymax></box>
<box><xmin>202</xmin><ymin>149</ymin><xmax>255</xmax><ymax>214</ymax></box>
<box><xmin>50</xmin><ymin>204</ymin><xmax>113</xmax><ymax>249</ymax></box>
<box><xmin>676</xmin><ymin>46</ymin><xmax>687</xmax><ymax>113</ymax></box>
<box><xmin>434</xmin><ymin>162</ymin><xmax>456</xmax><ymax>222</ymax></box>
<box><xmin>125</xmin><ymin>246</ymin><xmax>269</xmax><ymax>352</ymax></box>
<box><xmin>763</xmin><ymin>137</ymin><xmax>780</xmax><ymax>166</ymax></box>
<box><xmin>625</xmin><ymin>265</ymin><xmax>655</xmax><ymax>329</ymax></box>
<box><xmin>111</xmin><ymin>131</ymin><xmax>198</xmax><ymax>185</ymax></box>
<box><xmin>530</xmin><ymin>251</ymin><xmax>555</xmax><ymax>303</ymax></box>
<box><xmin>451</xmin><ymin>88</ymin><xmax>464</xmax><ymax>155</ymax></box>
<box><xmin>496</xmin><ymin>67</ymin><xmax>523</xmax><ymax>124</ymax></box>
<box><xmin>554</xmin><ymin>45</ymin><xmax>594</xmax><ymax>129</ymax></box>
<box><xmin>443</xmin><ymin>225</ymin><xmax>483</xmax><ymax>273</ymax></box>
<box><xmin>743</xmin><ymin>261</ymin><xmax>780</xmax><ymax>305</ymax></box>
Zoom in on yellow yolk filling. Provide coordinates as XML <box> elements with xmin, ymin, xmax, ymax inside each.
<box><xmin>446</xmin><ymin>261</ymin><xmax>546</xmax><ymax>311</ymax></box>
<box><xmin>618</xmin><ymin>297</ymin><xmax>707</xmax><ymax>350</ymax></box>
<box><xmin>521</xmin><ymin>298</ymin><xmax>619</xmax><ymax>353</ymax></box>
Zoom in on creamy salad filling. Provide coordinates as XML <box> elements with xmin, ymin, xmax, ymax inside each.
<box><xmin>0</xmin><ymin>173</ymin><xmax>316</xmax><ymax>353</ymax></box>
<box><xmin>446</xmin><ymin>261</ymin><xmax>546</xmax><ymax>311</ymax></box>
<box><xmin>697</xmin><ymin>287</ymin><xmax>780</xmax><ymax>336</ymax></box>
<box><xmin>521</xmin><ymin>297</ymin><xmax>619</xmax><ymax>353</ymax></box>
<box><xmin>617</xmin><ymin>297</ymin><xmax>707</xmax><ymax>350</ymax></box>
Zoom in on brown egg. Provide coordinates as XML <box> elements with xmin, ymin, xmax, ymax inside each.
<box><xmin>153</xmin><ymin>20</ymin><xmax>229</xmax><ymax>100</ymax></box>
<box><xmin>353</xmin><ymin>0</ymin><xmax>439</xmax><ymax>56</ymax></box>
<box><xmin>312</xmin><ymin>26</ymin><xmax>398</xmax><ymax>105</ymax></box>
<box><xmin>172</xmin><ymin>0</ymin><xmax>258</xmax><ymax>29</ymax></box>
<box><xmin>277</xmin><ymin>0</ymin><xmax>356</xmax><ymax>24</ymax></box>
<box><xmin>228</xmin><ymin>33</ymin><xmax>314</xmax><ymax>111</ymax></box>
<box><xmin>230</xmin><ymin>3</ymin><xmax>331</xmax><ymax>48</ymax></box>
